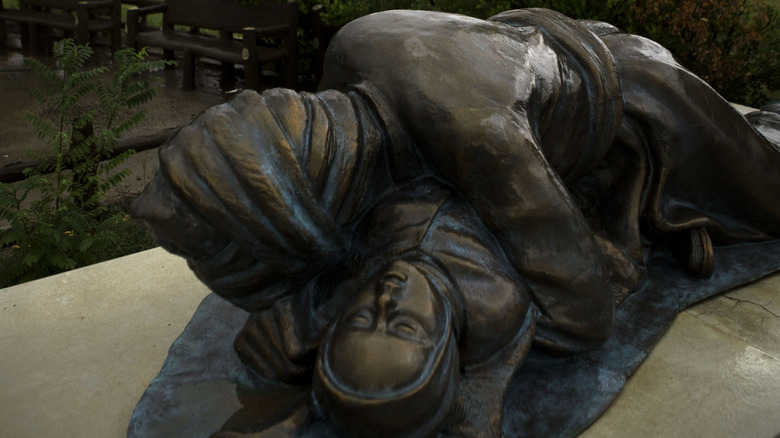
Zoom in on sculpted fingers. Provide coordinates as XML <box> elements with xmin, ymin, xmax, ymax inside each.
<box><xmin>235</xmin><ymin>311</ymin><xmax>311</xmax><ymax>384</ymax></box>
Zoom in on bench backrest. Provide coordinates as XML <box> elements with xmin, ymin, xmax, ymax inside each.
<box><xmin>163</xmin><ymin>0</ymin><xmax>297</xmax><ymax>34</ymax></box>
<box><xmin>21</xmin><ymin>0</ymin><xmax>81</xmax><ymax>9</ymax></box>
<box><xmin>20</xmin><ymin>0</ymin><xmax>116</xmax><ymax>12</ymax></box>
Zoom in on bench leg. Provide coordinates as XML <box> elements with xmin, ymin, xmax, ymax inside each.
<box><xmin>75</xmin><ymin>8</ymin><xmax>89</xmax><ymax>46</ymax></box>
<box><xmin>284</xmin><ymin>56</ymin><xmax>297</xmax><ymax>90</ymax></box>
<box><xmin>164</xmin><ymin>49</ymin><xmax>175</xmax><ymax>69</ymax></box>
<box><xmin>182</xmin><ymin>51</ymin><xmax>196</xmax><ymax>90</ymax></box>
<box><xmin>244</xmin><ymin>59</ymin><xmax>259</xmax><ymax>91</ymax></box>
<box><xmin>18</xmin><ymin>23</ymin><xmax>29</xmax><ymax>51</ymax></box>
<box><xmin>111</xmin><ymin>26</ymin><xmax>120</xmax><ymax>54</ymax></box>
<box><xmin>27</xmin><ymin>23</ymin><xmax>40</xmax><ymax>55</ymax></box>
<box><xmin>220</xmin><ymin>61</ymin><xmax>236</xmax><ymax>90</ymax></box>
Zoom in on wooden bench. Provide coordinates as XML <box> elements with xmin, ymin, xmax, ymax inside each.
<box><xmin>120</xmin><ymin>0</ymin><xmax>162</xmax><ymax>31</ymax></box>
<box><xmin>127</xmin><ymin>0</ymin><xmax>298</xmax><ymax>90</ymax></box>
<box><xmin>0</xmin><ymin>0</ymin><xmax>121</xmax><ymax>53</ymax></box>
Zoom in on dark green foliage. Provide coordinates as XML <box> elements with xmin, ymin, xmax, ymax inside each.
<box><xmin>283</xmin><ymin>0</ymin><xmax>777</xmax><ymax>106</ymax></box>
<box><xmin>432</xmin><ymin>0</ymin><xmax>513</xmax><ymax>18</ymax></box>
<box><xmin>630</xmin><ymin>0</ymin><xmax>779</xmax><ymax>107</ymax></box>
<box><xmin>316</xmin><ymin>0</ymin><xmax>432</xmax><ymax>24</ymax></box>
<box><xmin>0</xmin><ymin>40</ymin><xmax>170</xmax><ymax>288</ymax></box>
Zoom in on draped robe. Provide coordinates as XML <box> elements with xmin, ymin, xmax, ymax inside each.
<box><xmin>133</xmin><ymin>8</ymin><xmax>780</xmax><ymax>361</ymax></box>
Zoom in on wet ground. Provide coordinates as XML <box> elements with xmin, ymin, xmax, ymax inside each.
<box><xmin>0</xmin><ymin>34</ymin><xmax>227</xmax><ymax>198</ymax></box>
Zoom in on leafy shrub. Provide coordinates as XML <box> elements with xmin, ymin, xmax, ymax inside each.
<box><xmin>316</xmin><ymin>0</ymin><xmax>432</xmax><ymax>24</ymax></box>
<box><xmin>520</xmin><ymin>0</ymin><xmax>631</xmax><ymax>24</ymax></box>
<box><xmin>0</xmin><ymin>40</ymin><xmax>169</xmax><ymax>287</ymax></box>
<box><xmin>631</xmin><ymin>0</ymin><xmax>779</xmax><ymax>107</ymax></box>
<box><xmin>292</xmin><ymin>0</ymin><xmax>778</xmax><ymax>105</ymax></box>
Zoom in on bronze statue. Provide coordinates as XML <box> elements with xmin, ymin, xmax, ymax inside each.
<box><xmin>132</xmin><ymin>8</ymin><xmax>780</xmax><ymax>437</ymax></box>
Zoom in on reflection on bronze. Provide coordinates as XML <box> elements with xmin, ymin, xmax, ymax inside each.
<box><xmin>132</xmin><ymin>8</ymin><xmax>780</xmax><ymax>437</ymax></box>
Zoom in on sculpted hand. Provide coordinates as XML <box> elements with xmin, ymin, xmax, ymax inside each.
<box><xmin>234</xmin><ymin>305</ymin><xmax>314</xmax><ymax>385</ymax></box>
<box><xmin>593</xmin><ymin>234</ymin><xmax>646</xmax><ymax>305</ymax></box>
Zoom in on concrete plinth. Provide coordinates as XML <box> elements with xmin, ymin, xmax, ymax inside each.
<box><xmin>0</xmin><ymin>248</ymin><xmax>209</xmax><ymax>438</ymax></box>
<box><xmin>1</xmin><ymin>247</ymin><xmax>779</xmax><ymax>437</ymax></box>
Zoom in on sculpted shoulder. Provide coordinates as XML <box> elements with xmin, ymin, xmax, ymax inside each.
<box><xmin>320</xmin><ymin>10</ymin><xmax>559</xmax><ymax>143</ymax></box>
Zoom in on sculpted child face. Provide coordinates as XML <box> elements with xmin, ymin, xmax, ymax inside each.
<box><xmin>328</xmin><ymin>260</ymin><xmax>442</xmax><ymax>392</ymax></box>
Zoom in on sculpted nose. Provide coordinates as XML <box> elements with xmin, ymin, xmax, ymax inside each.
<box><xmin>374</xmin><ymin>294</ymin><xmax>391</xmax><ymax>331</ymax></box>
<box><xmin>378</xmin><ymin>291</ymin><xmax>397</xmax><ymax>311</ymax></box>
<box><xmin>376</xmin><ymin>289</ymin><xmax>398</xmax><ymax>328</ymax></box>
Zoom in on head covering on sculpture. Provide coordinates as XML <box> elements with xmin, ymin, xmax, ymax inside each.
<box><xmin>132</xmin><ymin>89</ymin><xmax>386</xmax><ymax>311</ymax></box>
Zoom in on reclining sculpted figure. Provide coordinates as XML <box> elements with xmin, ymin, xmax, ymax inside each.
<box><xmin>132</xmin><ymin>8</ymin><xmax>780</xmax><ymax>437</ymax></box>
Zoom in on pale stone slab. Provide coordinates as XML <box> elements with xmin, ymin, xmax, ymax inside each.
<box><xmin>687</xmin><ymin>276</ymin><xmax>780</xmax><ymax>357</ymax></box>
<box><xmin>2</xmin><ymin>246</ymin><xmax>779</xmax><ymax>437</ymax></box>
<box><xmin>128</xmin><ymin>242</ymin><xmax>780</xmax><ymax>437</ymax></box>
<box><xmin>0</xmin><ymin>248</ymin><xmax>209</xmax><ymax>438</ymax></box>
<box><xmin>582</xmin><ymin>304</ymin><xmax>780</xmax><ymax>437</ymax></box>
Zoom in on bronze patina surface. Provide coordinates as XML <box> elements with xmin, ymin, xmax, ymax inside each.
<box><xmin>131</xmin><ymin>8</ymin><xmax>780</xmax><ymax>437</ymax></box>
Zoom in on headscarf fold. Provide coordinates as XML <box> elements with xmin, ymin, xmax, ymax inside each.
<box><xmin>132</xmin><ymin>89</ymin><xmax>386</xmax><ymax>310</ymax></box>
<box><xmin>490</xmin><ymin>8</ymin><xmax>623</xmax><ymax>182</ymax></box>
<box><xmin>355</xmin><ymin>180</ymin><xmax>531</xmax><ymax>364</ymax></box>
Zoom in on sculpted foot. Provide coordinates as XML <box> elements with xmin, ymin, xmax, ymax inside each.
<box><xmin>672</xmin><ymin>227</ymin><xmax>714</xmax><ymax>279</ymax></box>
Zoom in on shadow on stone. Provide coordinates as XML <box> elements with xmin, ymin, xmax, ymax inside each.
<box><xmin>128</xmin><ymin>240</ymin><xmax>780</xmax><ymax>438</ymax></box>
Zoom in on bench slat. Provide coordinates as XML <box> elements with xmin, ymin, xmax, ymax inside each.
<box><xmin>0</xmin><ymin>10</ymin><xmax>114</xmax><ymax>31</ymax></box>
<box><xmin>135</xmin><ymin>30</ymin><xmax>289</xmax><ymax>64</ymax></box>
<box><xmin>127</xmin><ymin>1</ymin><xmax>298</xmax><ymax>90</ymax></box>
<box><xmin>161</xmin><ymin>0</ymin><xmax>295</xmax><ymax>34</ymax></box>
<box><xmin>1</xmin><ymin>0</ymin><xmax>122</xmax><ymax>52</ymax></box>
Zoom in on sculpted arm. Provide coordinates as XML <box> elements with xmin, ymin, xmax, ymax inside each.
<box><xmin>428</xmin><ymin>110</ymin><xmax>614</xmax><ymax>353</ymax></box>
<box><xmin>320</xmin><ymin>11</ymin><xmax>616</xmax><ymax>353</ymax></box>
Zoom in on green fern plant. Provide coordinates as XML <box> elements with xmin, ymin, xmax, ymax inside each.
<box><xmin>0</xmin><ymin>40</ymin><xmax>171</xmax><ymax>287</ymax></box>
